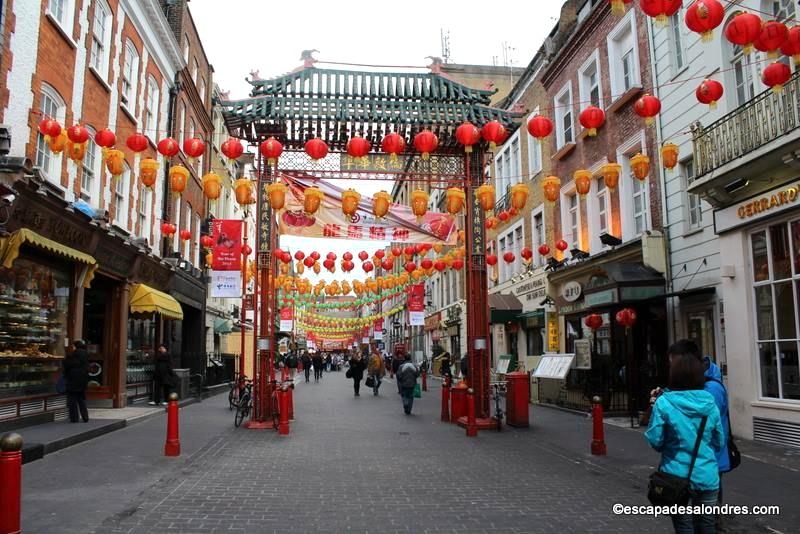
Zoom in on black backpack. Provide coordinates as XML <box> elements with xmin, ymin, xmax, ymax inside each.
<box><xmin>705</xmin><ymin>377</ymin><xmax>741</xmax><ymax>471</ymax></box>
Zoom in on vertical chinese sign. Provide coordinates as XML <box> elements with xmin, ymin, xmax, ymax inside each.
<box><xmin>210</xmin><ymin>219</ymin><xmax>243</xmax><ymax>298</ymax></box>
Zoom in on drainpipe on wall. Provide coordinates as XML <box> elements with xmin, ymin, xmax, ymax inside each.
<box><xmin>161</xmin><ymin>73</ymin><xmax>181</xmax><ymax>258</ymax></box>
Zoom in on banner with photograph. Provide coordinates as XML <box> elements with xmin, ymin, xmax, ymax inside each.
<box><xmin>408</xmin><ymin>284</ymin><xmax>425</xmax><ymax>326</ymax></box>
<box><xmin>211</xmin><ymin>219</ymin><xmax>243</xmax><ymax>271</ymax></box>
<box><xmin>276</xmin><ymin>173</ymin><xmax>457</xmax><ymax>244</ymax></box>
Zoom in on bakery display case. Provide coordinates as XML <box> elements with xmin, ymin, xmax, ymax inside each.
<box><xmin>0</xmin><ymin>258</ymin><xmax>70</xmax><ymax>399</ymax></box>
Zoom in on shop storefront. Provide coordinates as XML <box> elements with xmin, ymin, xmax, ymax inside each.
<box><xmin>547</xmin><ymin>242</ymin><xmax>667</xmax><ymax>415</ymax></box>
<box><xmin>489</xmin><ymin>293</ymin><xmax>523</xmax><ymax>370</ymax></box>
<box><xmin>512</xmin><ymin>269</ymin><xmax>549</xmax><ymax>364</ymax></box>
<box><xmin>715</xmin><ymin>181</ymin><xmax>800</xmax><ymax>445</ymax></box>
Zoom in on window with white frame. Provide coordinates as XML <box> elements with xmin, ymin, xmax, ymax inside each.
<box><xmin>35</xmin><ymin>85</ymin><xmax>66</xmax><ymax>182</ymax></box>
<box><xmin>178</xmin><ymin>103</ymin><xmax>186</xmax><ymax>145</ymax></box>
<box><xmin>184</xmin><ymin>203</ymin><xmax>192</xmax><ymax>258</ymax></box>
<box><xmin>532</xmin><ymin>205</ymin><xmax>546</xmax><ymax>266</ymax></box>
<box><xmin>681</xmin><ymin>158</ymin><xmax>702</xmax><ymax>230</ymax></box>
<box><xmin>750</xmin><ymin>220</ymin><xmax>800</xmax><ymax>401</ymax></box>
<box><xmin>498</xmin><ymin>221</ymin><xmax>524</xmax><ymax>283</ymax></box>
<box><xmin>607</xmin><ymin>10</ymin><xmax>640</xmax><ymax>98</ymax></box>
<box><xmin>192</xmin><ymin>59</ymin><xmax>199</xmax><ymax>84</ymax></box>
<box><xmin>81</xmin><ymin>128</ymin><xmax>99</xmax><ymax>203</ymax></box>
<box><xmin>173</xmin><ymin>197</ymin><xmax>181</xmax><ymax>250</ymax></box>
<box><xmin>121</xmin><ymin>41</ymin><xmax>139</xmax><ymax>109</ymax></box>
<box><xmin>527</xmin><ymin>109</ymin><xmax>543</xmax><ymax>176</ymax></box>
<box><xmin>47</xmin><ymin>0</ymin><xmax>74</xmax><ymax>31</ymax></box>
<box><xmin>618</xmin><ymin>141</ymin><xmax>650</xmax><ymax>239</ymax></box>
<box><xmin>183</xmin><ymin>34</ymin><xmax>190</xmax><ymax>63</ymax></box>
<box><xmin>589</xmin><ymin>176</ymin><xmax>611</xmax><ymax>252</ymax></box>
<box><xmin>138</xmin><ymin>185</ymin><xmax>149</xmax><ymax>237</ymax></box>
<box><xmin>89</xmin><ymin>0</ymin><xmax>111</xmax><ymax>77</ymax></box>
<box><xmin>564</xmin><ymin>192</ymin><xmax>581</xmax><ymax>250</ymax></box>
<box><xmin>193</xmin><ymin>213</ymin><xmax>201</xmax><ymax>266</ymax></box>
<box><xmin>114</xmin><ymin>163</ymin><xmax>130</xmax><ymax>227</ymax></box>
<box><xmin>669</xmin><ymin>10</ymin><xmax>686</xmax><ymax>73</ymax></box>
<box><xmin>198</xmin><ymin>78</ymin><xmax>206</xmax><ymax>104</ymax></box>
<box><xmin>144</xmin><ymin>77</ymin><xmax>159</xmax><ymax>139</ymax></box>
<box><xmin>554</xmin><ymin>82</ymin><xmax>574</xmax><ymax>149</ymax></box>
<box><xmin>730</xmin><ymin>42</ymin><xmax>756</xmax><ymax>107</ymax></box>
<box><xmin>769</xmin><ymin>0</ymin><xmax>796</xmax><ymax>21</ymax></box>
<box><xmin>494</xmin><ymin>132</ymin><xmax>521</xmax><ymax>201</ymax></box>
<box><xmin>578</xmin><ymin>51</ymin><xmax>602</xmax><ymax>109</ymax></box>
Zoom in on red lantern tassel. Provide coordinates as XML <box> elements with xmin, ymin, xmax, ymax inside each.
<box><xmin>588</xmin><ymin>128</ymin><xmax>597</xmax><ymax>137</ymax></box>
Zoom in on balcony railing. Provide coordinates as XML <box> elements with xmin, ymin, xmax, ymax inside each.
<box><xmin>495</xmin><ymin>190</ymin><xmax>512</xmax><ymax>213</ymax></box>
<box><xmin>692</xmin><ymin>69</ymin><xmax>800</xmax><ymax>179</ymax></box>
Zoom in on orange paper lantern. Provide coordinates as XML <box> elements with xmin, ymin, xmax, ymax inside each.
<box><xmin>411</xmin><ymin>189</ymin><xmax>429</xmax><ymax>221</ymax></box>
<box><xmin>105</xmin><ymin>149</ymin><xmax>126</xmax><ymax>177</ymax></box>
<box><xmin>48</xmin><ymin>129</ymin><xmax>68</xmax><ymax>154</ymax></box>
<box><xmin>373</xmin><ymin>190</ymin><xmax>391</xmax><ymax>218</ymax></box>
<box><xmin>202</xmin><ymin>172</ymin><xmax>221</xmax><ymax>200</ymax></box>
<box><xmin>342</xmin><ymin>189</ymin><xmax>361</xmax><ymax>218</ymax></box>
<box><xmin>266</xmin><ymin>182</ymin><xmax>287</xmax><ymax>210</ymax></box>
<box><xmin>661</xmin><ymin>143</ymin><xmax>679</xmax><ymax>170</ymax></box>
<box><xmin>304</xmin><ymin>186</ymin><xmax>324</xmax><ymax>215</ymax></box>
<box><xmin>445</xmin><ymin>188</ymin><xmax>466</xmax><ymax>215</ymax></box>
<box><xmin>510</xmin><ymin>183</ymin><xmax>530</xmax><ymax>210</ymax></box>
<box><xmin>234</xmin><ymin>178</ymin><xmax>253</xmax><ymax>206</ymax></box>
<box><xmin>541</xmin><ymin>175</ymin><xmax>561</xmax><ymax>203</ymax></box>
<box><xmin>168</xmin><ymin>165</ymin><xmax>190</xmax><ymax>194</ymax></box>
<box><xmin>601</xmin><ymin>162</ymin><xmax>621</xmax><ymax>190</ymax></box>
<box><xmin>475</xmin><ymin>184</ymin><xmax>495</xmax><ymax>212</ymax></box>
<box><xmin>65</xmin><ymin>140</ymin><xmax>87</xmax><ymax>162</ymax></box>
<box><xmin>574</xmin><ymin>169</ymin><xmax>592</xmax><ymax>197</ymax></box>
<box><xmin>630</xmin><ymin>153</ymin><xmax>650</xmax><ymax>181</ymax></box>
<box><xmin>139</xmin><ymin>158</ymin><xmax>160</xmax><ymax>188</ymax></box>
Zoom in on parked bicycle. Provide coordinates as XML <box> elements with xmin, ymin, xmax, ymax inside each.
<box><xmin>228</xmin><ymin>373</ymin><xmax>248</xmax><ymax>411</ymax></box>
<box><xmin>234</xmin><ymin>379</ymin><xmax>253</xmax><ymax>427</ymax></box>
<box><xmin>490</xmin><ymin>381</ymin><xmax>507</xmax><ymax>432</ymax></box>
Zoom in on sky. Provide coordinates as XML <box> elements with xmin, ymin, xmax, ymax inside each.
<box><xmin>191</xmin><ymin>0</ymin><xmax>568</xmax><ymax>287</ymax></box>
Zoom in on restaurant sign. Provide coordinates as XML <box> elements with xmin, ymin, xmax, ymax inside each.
<box><xmin>715</xmin><ymin>182</ymin><xmax>800</xmax><ymax>234</ymax></box>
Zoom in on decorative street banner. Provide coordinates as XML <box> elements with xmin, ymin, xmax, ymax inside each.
<box><xmin>277</xmin><ymin>173</ymin><xmax>457</xmax><ymax>244</ymax></box>
<box><xmin>210</xmin><ymin>271</ymin><xmax>241</xmax><ymax>298</ymax></box>
<box><xmin>279</xmin><ymin>307</ymin><xmax>293</xmax><ymax>333</ymax></box>
<box><xmin>373</xmin><ymin>317</ymin><xmax>384</xmax><ymax>341</ymax></box>
<box><xmin>408</xmin><ymin>284</ymin><xmax>425</xmax><ymax>326</ymax></box>
<box><xmin>211</xmin><ymin>219</ymin><xmax>243</xmax><ymax>271</ymax></box>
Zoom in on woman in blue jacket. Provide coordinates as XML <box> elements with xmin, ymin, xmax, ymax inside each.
<box><xmin>645</xmin><ymin>343</ymin><xmax>724</xmax><ymax>534</ymax></box>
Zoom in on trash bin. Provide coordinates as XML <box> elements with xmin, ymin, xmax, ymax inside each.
<box><xmin>174</xmin><ymin>368</ymin><xmax>190</xmax><ymax>400</ymax></box>
<box><xmin>450</xmin><ymin>381</ymin><xmax>468</xmax><ymax>422</ymax></box>
<box><xmin>505</xmin><ymin>371</ymin><xmax>530</xmax><ymax>428</ymax></box>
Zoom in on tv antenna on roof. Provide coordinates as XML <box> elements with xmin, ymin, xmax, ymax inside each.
<box><xmin>440</xmin><ymin>28</ymin><xmax>451</xmax><ymax>64</ymax></box>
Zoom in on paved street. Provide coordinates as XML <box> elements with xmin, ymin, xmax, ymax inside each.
<box><xmin>20</xmin><ymin>374</ymin><xmax>800</xmax><ymax>533</ymax></box>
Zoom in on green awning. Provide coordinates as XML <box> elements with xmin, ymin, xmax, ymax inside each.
<box><xmin>214</xmin><ymin>318</ymin><xmax>233</xmax><ymax>334</ymax></box>
<box><xmin>489</xmin><ymin>293</ymin><xmax>523</xmax><ymax>324</ymax></box>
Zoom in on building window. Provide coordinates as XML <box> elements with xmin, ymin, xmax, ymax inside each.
<box><xmin>607</xmin><ymin>10</ymin><xmax>640</xmax><ymax>98</ymax></box>
<box><xmin>578</xmin><ymin>51</ymin><xmax>602</xmax><ymax>109</ymax></box>
<box><xmin>731</xmin><ymin>44</ymin><xmax>756</xmax><ymax>107</ymax></box>
<box><xmin>144</xmin><ymin>77</ymin><xmax>159</xmax><ymax>139</ymax></box>
<box><xmin>750</xmin><ymin>220</ymin><xmax>800</xmax><ymax>401</ymax></box>
<box><xmin>198</xmin><ymin>78</ymin><xmax>205</xmax><ymax>103</ymax></box>
<box><xmin>567</xmin><ymin>193</ymin><xmax>580</xmax><ymax>249</ymax></box>
<box><xmin>554</xmin><ymin>82</ymin><xmax>574</xmax><ymax>149</ymax></box>
<box><xmin>114</xmin><ymin>163</ymin><xmax>130</xmax><ymax>227</ymax></box>
<box><xmin>183</xmin><ymin>33</ymin><xmax>190</xmax><ymax>63</ymax></box>
<box><xmin>771</xmin><ymin>0</ymin><xmax>796</xmax><ymax>21</ymax></box>
<box><xmin>669</xmin><ymin>10</ymin><xmax>685</xmax><ymax>72</ymax></box>
<box><xmin>193</xmin><ymin>213</ymin><xmax>201</xmax><ymax>266</ymax></box>
<box><xmin>138</xmin><ymin>186</ymin><xmax>149</xmax><ymax>238</ymax></box>
<box><xmin>494</xmin><ymin>132</ymin><xmax>521</xmax><ymax>200</ymax></box>
<box><xmin>184</xmin><ymin>203</ymin><xmax>192</xmax><ymax>258</ymax></box>
<box><xmin>527</xmin><ymin>109</ymin><xmax>543</xmax><ymax>176</ymax></box>
<box><xmin>47</xmin><ymin>0</ymin><xmax>74</xmax><ymax>31</ymax></box>
<box><xmin>35</xmin><ymin>85</ymin><xmax>66</xmax><ymax>183</ymax></box>
<box><xmin>532</xmin><ymin>206</ymin><xmax>546</xmax><ymax>266</ymax></box>
<box><xmin>618</xmin><ymin>133</ymin><xmax>650</xmax><ymax>240</ymax></box>
<box><xmin>121</xmin><ymin>41</ymin><xmax>139</xmax><ymax>110</ymax></box>
<box><xmin>498</xmin><ymin>221</ymin><xmax>524</xmax><ymax>283</ymax></box>
<box><xmin>192</xmin><ymin>59</ymin><xmax>199</xmax><ymax>84</ymax></box>
<box><xmin>178</xmin><ymin>103</ymin><xmax>186</xmax><ymax>145</ymax></box>
<box><xmin>81</xmin><ymin>130</ymin><xmax>98</xmax><ymax>203</ymax></box>
<box><xmin>681</xmin><ymin>159</ymin><xmax>702</xmax><ymax>230</ymax></box>
<box><xmin>89</xmin><ymin>0</ymin><xmax>111</xmax><ymax>77</ymax></box>
<box><xmin>173</xmin><ymin>197</ymin><xmax>181</xmax><ymax>251</ymax></box>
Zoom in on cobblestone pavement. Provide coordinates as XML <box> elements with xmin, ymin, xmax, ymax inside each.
<box><xmin>23</xmin><ymin>373</ymin><xmax>797</xmax><ymax>533</ymax></box>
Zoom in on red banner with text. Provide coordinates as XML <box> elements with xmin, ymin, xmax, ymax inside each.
<box><xmin>211</xmin><ymin>219</ymin><xmax>243</xmax><ymax>271</ymax></box>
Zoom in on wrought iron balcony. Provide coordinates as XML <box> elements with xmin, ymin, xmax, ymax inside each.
<box><xmin>495</xmin><ymin>190</ymin><xmax>512</xmax><ymax>213</ymax></box>
<box><xmin>690</xmin><ymin>70</ymin><xmax>800</xmax><ymax>207</ymax></box>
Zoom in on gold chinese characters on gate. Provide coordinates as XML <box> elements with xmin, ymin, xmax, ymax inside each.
<box><xmin>737</xmin><ymin>185</ymin><xmax>798</xmax><ymax>219</ymax></box>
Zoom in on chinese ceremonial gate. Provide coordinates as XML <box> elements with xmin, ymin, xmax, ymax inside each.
<box><xmin>221</xmin><ymin>59</ymin><xmax>522</xmax><ymax>428</ymax></box>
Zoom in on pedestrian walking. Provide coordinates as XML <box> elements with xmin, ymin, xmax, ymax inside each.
<box><xmin>312</xmin><ymin>353</ymin><xmax>324</xmax><ymax>382</ymax></box>
<box><xmin>460</xmin><ymin>354</ymin><xmax>468</xmax><ymax>379</ymax></box>
<box><xmin>287</xmin><ymin>351</ymin><xmax>298</xmax><ymax>379</ymax></box>
<box><xmin>64</xmin><ymin>340</ymin><xmax>90</xmax><ymax>423</ymax></box>
<box><xmin>347</xmin><ymin>353</ymin><xmax>366</xmax><ymax>396</ymax></box>
<box><xmin>440</xmin><ymin>352</ymin><xmax>452</xmax><ymax>384</ymax></box>
<box><xmin>645</xmin><ymin>342</ymin><xmax>724</xmax><ymax>534</ymax></box>
<box><xmin>367</xmin><ymin>347</ymin><xmax>386</xmax><ymax>396</ymax></box>
<box><xmin>150</xmin><ymin>344</ymin><xmax>176</xmax><ymax>406</ymax></box>
<box><xmin>301</xmin><ymin>351</ymin><xmax>312</xmax><ymax>383</ymax></box>
<box><xmin>325</xmin><ymin>353</ymin><xmax>332</xmax><ymax>373</ymax></box>
<box><xmin>396</xmin><ymin>353</ymin><xmax>420</xmax><ymax>415</ymax></box>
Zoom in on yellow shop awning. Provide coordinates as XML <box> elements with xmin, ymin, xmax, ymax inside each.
<box><xmin>129</xmin><ymin>283</ymin><xmax>184</xmax><ymax>320</ymax></box>
<box><xmin>0</xmin><ymin>228</ymin><xmax>98</xmax><ymax>288</ymax></box>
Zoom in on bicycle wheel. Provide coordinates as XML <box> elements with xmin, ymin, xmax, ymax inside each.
<box><xmin>228</xmin><ymin>387</ymin><xmax>236</xmax><ymax>411</ymax></box>
<box><xmin>234</xmin><ymin>394</ymin><xmax>250</xmax><ymax>427</ymax></box>
<box><xmin>271</xmin><ymin>392</ymin><xmax>279</xmax><ymax>429</ymax></box>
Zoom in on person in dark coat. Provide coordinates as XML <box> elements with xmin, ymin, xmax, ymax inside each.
<box><xmin>397</xmin><ymin>353</ymin><xmax>420</xmax><ymax>415</ymax></box>
<box><xmin>312</xmin><ymin>353</ymin><xmax>324</xmax><ymax>382</ymax></box>
<box><xmin>460</xmin><ymin>354</ymin><xmax>468</xmax><ymax>379</ymax></box>
<box><xmin>64</xmin><ymin>340</ymin><xmax>90</xmax><ymax>423</ymax></box>
<box><xmin>301</xmin><ymin>351</ymin><xmax>312</xmax><ymax>383</ymax></box>
<box><xmin>348</xmin><ymin>353</ymin><xmax>366</xmax><ymax>396</ymax></box>
<box><xmin>150</xmin><ymin>344</ymin><xmax>175</xmax><ymax>406</ymax></box>
<box><xmin>440</xmin><ymin>352</ymin><xmax>452</xmax><ymax>384</ymax></box>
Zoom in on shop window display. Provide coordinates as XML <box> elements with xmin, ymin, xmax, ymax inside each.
<box><xmin>0</xmin><ymin>257</ymin><xmax>70</xmax><ymax>399</ymax></box>
<box><xmin>126</xmin><ymin>317</ymin><xmax>156</xmax><ymax>385</ymax></box>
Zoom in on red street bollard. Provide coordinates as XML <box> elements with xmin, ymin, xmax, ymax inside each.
<box><xmin>0</xmin><ymin>433</ymin><xmax>22</xmax><ymax>534</ymax></box>
<box><xmin>591</xmin><ymin>395</ymin><xmax>607</xmax><ymax>456</ymax></box>
<box><xmin>164</xmin><ymin>392</ymin><xmax>181</xmax><ymax>456</ymax></box>
<box><xmin>441</xmin><ymin>381</ymin><xmax>450</xmax><ymax>422</ymax></box>
<box><xmin>278</xmin><ymin>385</ymin><xmax>290</xmax><ymax>435</ymax></box>
<box><xmin>287</xmin><ymin>383</ymin><xmax>294</xmax><ymax>421</ymax></box>
<box><xmin>466</xmin><ymin>388</ymin><xmax>477</xmax><ymax>437</ymax></box>
<box><xmin>421</xmin><ymin>370</ymin><xmax>427</xmax><ymax>391</ymax></box>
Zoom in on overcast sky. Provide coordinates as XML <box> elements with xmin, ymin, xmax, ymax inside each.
<box><xmin>191</xmin><ymin>0</ymin><xmax>567</xmax><ymax>288</ymax></box>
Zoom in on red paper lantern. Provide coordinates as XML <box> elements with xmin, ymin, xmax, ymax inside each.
<box><xmin>362</xmin><ymin>261</ymin><xmax>374</xmax><ymax>273</ymax></box>
<box><xmin>503</xmin><ymin>252</ymin><xmax>515</xmax><ymax>264</ymax></box>
<box><xmin>455</xmin><ymin>122</ymin><xmax>481</xmax><ymax>153</ymax></box>
<box><xmin>67</xmin><ymin>124</ymin><xmax>89</xmax><ymax>144</ymax></box>
<box><xmin>452</xmin><ymin>259</ymin><xmax>464</xmax><ymax>270</ymax></box>
<box><xmin>413</xmin><ymin>130</ymin><xmax>439</xmax><ymax>159</ymax></box>
<box><xmin>579</xmin><ymin>106</ymin><xmax>606</xmax><ymax>136</ymax></box>
<box><xmin>183</xmin><ymin>137</ymin><xmax>205</xmax><ymax>158</ymax></box>
<box><xmin>434</xmin><ymin>260</ymin><xmax>447</xmax><ymax>272</ymax></box>
<box><xmin>634</xmin><ymin>94</ymin><xmax>661</xmax><ymax>126</ymax></box>
<box><xmin>343</xmin><ymin>252</ymin><xmax>353</xmax><ymax>261</ymax></box>
<box><xmin>304</xmin><ymin>138</ymin><xmax>329</xmax><ymax>160</ymax></box>
<box><xmin>160</xmin><ymin>222</ymin><xmax>175</xmax><ymax>236</ymax></box>
<box><xmin>391</xmin><ymin>247</ymin><xmax>402</xmax><ymax>257</ymax></box>
<box><xmin>157</xmin><ymin>137</ymin><xmax>180</xmax><ymax>158</ymax></box>
<box><xmin>358</xmin><ymin>251</ymin><xmax>369</xmax><ymax>261</ymax></box>
<box><xmin>381</xmin><ymin>258</ymin><xmax>394</xmax><ymax>271</ymax></box>
<box><xmin>259</xmin><ymin>137</ymin><xmax>283</xmax><ymax>163</ymax></box>
<box><xmin>38</xmin><ymin>118</ymin><xmax>62</xmax><ymax>138</ymax></box>
<box><xmin>94</xmin><ymin>128</ymin><xmax>116</xmax><ymax>148</ymax></box>
<box><xmin>346</xmin><ymin>136</ymin><xmax>371</xmax><ymax>159</ymax></box>
<box><xmin>179</xmin><ymin>229</ymin><xmax>191</xmax><ymax>241</ymax></box>
<box><xmin>221</xmin><ymin>138</ymin><xmax>244</xmax><ymax>160</ymax></box>
<box><xmin>326</xmin><ymin>252</ymin><xmax>336</xmax><ymax>261</ymax></box>
<box><xmin>280</xmin><ymin>252</ymin><xmax>292</xmax><ymax>264</ymax></box>
<box><xmin>404</xmin><ymin>262</ymin><xmax>417</xmax><ymax>273</ymax></box>
<box><xmin>724</xmin><ymin>12</ymin><xmax>762</xmax><ymax>54</ymax></box>
<box><xmin>781</xmin><ymin>26</ymin><xmax>800</xmax><ymax>62</ymax></box>
<box><xmin>639</xmin><ymin>0</ymin><xmax>682</xmax><ymax>26</ymax></box>
<box><xmin>404</xmin><ymin>245</ymin><xmax>415</xmax><ymax>257</ymax></box>
<box><xmin>323</xmin><ymin>259</ymin><xmax>335</xmax><ymax>271</ymax></box>
<box><xmin>374</xmin><ymin>249</ymin><xmax>385</xmax><ymax>260</ymax></box>
<box><xmin>481</xmin><ymin>121</ymin><xmax>507</xmax><ymax>150</ymax></box>
<box><xmin>420</xmin><ymin>258</ymin><xmax>433</xmax><ymax>270</ymax></box>
<box><xmin>521</xmin><ymin>247</ymin><xmax>533</xmax><ymax>261</ymax></box>
<box><xmin>310</xmin><ymin>251</ymin><xmax>321</xmax><ymax>261</ymax></box>
<box><xmin>685</xmin><ymin>0</ymin><xmax>724</xmax><ymax>42</ymax></box>
<box><xmin>126</xmin><ymin>133</ymin><xmax>148</xmax><ymax>153</ymax></box>
<box><xmin>486</xmin><ymin>254</ymin><xmax>498</xmax><ymax>266</ymax></box>
<box><xmin>303</xmin><ymin>256</ymin><xmax>315</xmax><ymax>268</ymax></box>
<box><xmin>498</xmin><ymin>210</ymin><xmax>510</xmax><ymax>223</ymax></box>
<box><xmin>754</xmin><ymin>20</ymin><xmax>788</xmax><ymax>57</ymax></box>
<box><xmin>294</xmin><ymin>251</ymin><xmax>305</xmax><ymax>261</ymax></box>
<box><xmin>242</xmin><ymin>244</ymin><xmax>252</xmax><ymax>256</ymax></box>
<box><xmin>696</xmin><ymin>79</ymin><xmax>724</xmax><ymax>109</ymax></box>
<box><xmin>616</xmin><ymin>308</ymin><xmax>638</xmax><ymax>328</ymax></box>
<box><xmin>381</xmin><ymin>133</ymin><xmax>406</xmax><ymax>158</ymax></box>
<box><xmin>584</xmin><ymin>313</ymin><xmax>603</xmax><ymax>330</ymax></box>
<box><xmin>538</xmin><ymin>244</ymin><xmax>550</xmax><ymax>256</ymax></box>
<box><xmin>341</xmin><ymin>260</ymin><xmax>354</xmax><ymax>273</ymax></box>
<box><xmin>762</xmin><ymin>61</ymin><xmax>792</xmax><ymax>92</ymax></box>
<box><xmin>200</xmin><ymin>235</ymin><xmax>214</xmax><ymax>249</ymax></box>
<box><xmin>555</xmin><ymin>239</ymin><xmax>569</xmax><ymax>252</ymax></box>
<box><xmin>527</xmin><ymin>115</ymin><xmax>553</xmax><ymax>142</ymax></box>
